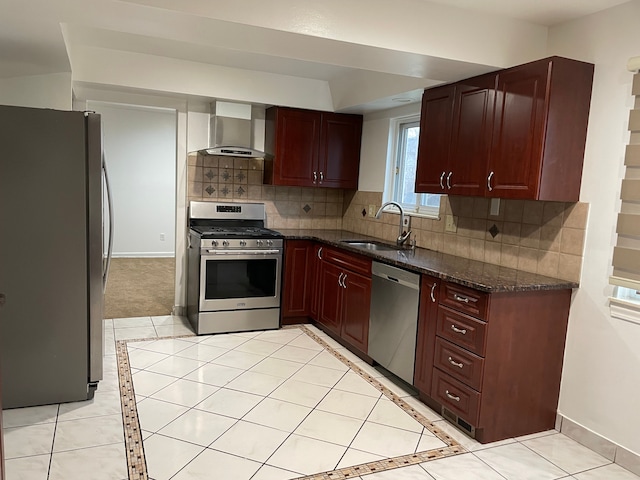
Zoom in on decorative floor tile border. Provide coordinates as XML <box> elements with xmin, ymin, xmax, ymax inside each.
<box><xmin>115</xmin><ymin>325</ymin><xmax>466</xmax><ymax>480</ymax></box>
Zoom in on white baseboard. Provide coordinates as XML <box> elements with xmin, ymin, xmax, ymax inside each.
<box><xmin>558</xmin><ymin>414</ymin><xmax>640</xmax><ymax>475</ymax></box>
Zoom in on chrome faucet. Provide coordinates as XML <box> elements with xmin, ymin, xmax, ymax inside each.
<box><xmin>375</xmin><ymin>201</ymin><xmax>412</xmax><ymax>247</ymax></box>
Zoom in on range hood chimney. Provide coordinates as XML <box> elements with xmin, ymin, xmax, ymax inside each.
<box><xmin>199</xmin><ymin>101</ymin><xmax>265</xmax><ymax>158</ymax></box>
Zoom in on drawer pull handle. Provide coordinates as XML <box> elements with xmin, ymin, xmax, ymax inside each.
<box><xmin>430</xmin><ymin>283</ymin><xmax>437</xmax><ymax>303</ymax></box>
<box><xmin>453</xmin><ymin>294</ymin><xmax>476</xmax><ymax>303</ymax></box>
<box><xmin>451</xmin><ymin>324</ymin><xmax>467</xmax><ymax>335</ymax></box>
<box><xmin>317</xmin><ymin>247</ymin><xmax>323</xmax><ymax>259</ymax></box>
<box><xmin>445</xmin><ymin>390</ymin><xmax>460</xmax><ymax>402</ymax></box>
<box><xmin>448</xmin><ymin>356</ymin><xmax>464</xmax><ymax>368</ymax></box>
<box><xmin>439</xmin><ymin>171</ymin><xmax>446</xmax><ymax>189</ymax></box>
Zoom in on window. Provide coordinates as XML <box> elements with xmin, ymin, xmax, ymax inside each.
<box><xmin>609</xmin><ymin>57</ymin><xmax>640</xmax><ymax>324</ymax></box>
<box><xmin>384</xmin><ymin>116</ymin><xmax>440</xmax><ymax>217</ymax></box>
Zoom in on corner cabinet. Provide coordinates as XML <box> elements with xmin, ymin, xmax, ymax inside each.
<box><xmin>317</xmin><ymin>246</ymin><xmax>371</xmax><ymax>354</ymax></box>
<box><xmin>414</xmin><ymin>278</ymin><xmax>572</xmax><ymax>443</ymax></box>
<box><xmin>264</xmin><ymin>107</ymin><xmax>363</xmax><ymax>189</ymax></box>
<box><xmin>415</xmin><ymin>56</ymin><xmax>594</xmax><ymax>202</ymax></box>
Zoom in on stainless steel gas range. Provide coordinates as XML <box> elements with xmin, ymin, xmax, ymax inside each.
<box><xmin>187</xmin><ymin>201</ymin><xmax>283</xmax><ymax>334</ymax></box>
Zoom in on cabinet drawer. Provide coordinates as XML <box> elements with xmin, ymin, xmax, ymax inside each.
<box><xmin>432</xmin><ymin>369</ymin><xmax>480</xmax><ymax>425</ymax></box>
<box><xmin>440</xmin><ymin>282</ymin><xmax>488</xmax><ymax>320</ymax></box>
<box><xmin>436</xmin><ymin>306</ymin><xmax>487</xmax><ymax>356</ymax></box>
<box><xmin>434</xmin><ymin>337</ymin><xmax>484</xmax><ymax>391</ymax></box>
<box><xmin>322</xmin><ymin>246</ymin><xmax>372</xmax><ymax>276</ymax></box>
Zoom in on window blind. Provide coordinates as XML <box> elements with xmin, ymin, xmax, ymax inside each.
<box><xmin>611</xmin><ymin>69</ymin><xmax>640</xmax><ymax>289</ymax></box>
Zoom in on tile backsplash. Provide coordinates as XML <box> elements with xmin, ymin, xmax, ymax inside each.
<box><xmin>187</xmin><ymin>153</ymin><xmax>345</xmax><ymax>230</ymax></box>
<box><xmin>343</xmin><ymin>191</ymin><xmax>588</xmax><ymax>283</ymax></box>
<box><xmin>186</xmin><ymin>154</ymin><xmax>588</xmax><ymax>282</ymax></box>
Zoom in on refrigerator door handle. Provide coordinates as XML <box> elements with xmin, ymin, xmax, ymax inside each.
<box><xmin>102</xmin><ymin>153</ymin><xmax>114</xmax><ymax>293</ymax></box>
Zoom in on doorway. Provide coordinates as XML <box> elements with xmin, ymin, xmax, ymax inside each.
<box><xmin>90</xmin><ymin>102</ymin><xmax>177</xmax><ymax>320</ymax></box>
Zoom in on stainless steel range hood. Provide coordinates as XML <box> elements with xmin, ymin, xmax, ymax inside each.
<box><xmin>199</xmin><ymin>101</ymin><xmax>265</xmax><ymax>158</ymax></box>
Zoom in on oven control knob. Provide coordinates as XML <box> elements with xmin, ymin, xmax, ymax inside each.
<box><xmin>212</xmin><ymin>240</ymin><xmax>218</xmax><ymax>247</ymax></box>
<box><xmin>222</xmin><ymin>240</ymin><xmax>230</xmax><ymax>247</ymax></box>
<box><xmin>239</xmin><ymin>240</ymin><xmax>247</xmax><ymax>247</ymax></box>
<box><xmin>267</xmin><ymin>239</ymin><xmax>273</xmax><ymax>247</ymax></box>
<box><xmin>256</xmin><ymin>239</ymin><xmax>264</xmax><ymax>246</ymax></box>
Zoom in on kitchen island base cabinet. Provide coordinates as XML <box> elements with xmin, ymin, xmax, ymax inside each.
<box><xmin>414</xmin><ymin>279</ymin><xmax>572</xmax><ymax>444</ymax></box>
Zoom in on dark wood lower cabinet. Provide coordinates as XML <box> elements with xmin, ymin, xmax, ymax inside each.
<box><xmin>339</xmin><ymin>271</ymin><xmax>371</xmax><ymax>354</ymax></box>
<box><xmin>317</xmin><ymin>261</ymin><xmax>344</xmax><ymax>336</ymax></box>
<box><xmin>281</xmin><ymin>240</ymin><xmax>312</xmax><ymax>324</ymax></box>
<box><xmin>414</xmin><ymin>279</ymin><xmax>572</xmax><ymax>443</ymax></box>
<box><xmin>315</xmin><ymin>247</ymin><xmax>372</xmax><ymax>355</ymax></box>
<box><xmin>413</xmin><ymin>275</ymin><xmax>439</xmax><ymax>394</ymax></box>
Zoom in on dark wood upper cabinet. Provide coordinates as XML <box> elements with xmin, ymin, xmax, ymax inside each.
<box><xmin>448</xmin><ymin>74</ymin><xmax>496</xmax><ymax>196</ymax></box>
<box><xmin>318</xmin><ymin>112</ymin><xmax>363</xmax><ymax>189</ymax></box>
<box><xmin>415</xmin><ymin>85</ymin><xmax>454</xmax><ymax>193</ymax></box>
<box><xmin>415</xmin><ymin>56</ymin><xmax>594</xmax><ymax>201</ymax></box>
<box><xmin>264</xmin><ymin>107</ymin><xmax>363</xmax><ymax>189</ymax></box>
<box><xmin>488</xmin><ymin>57</ymin><xmax>593</xmax><ymax>201</ymax></box>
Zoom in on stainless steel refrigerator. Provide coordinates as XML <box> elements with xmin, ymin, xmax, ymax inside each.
<box><xmin>0</xmin><ymin>105</ymin><xmax>113</xmax><ymax>408</ymax></box>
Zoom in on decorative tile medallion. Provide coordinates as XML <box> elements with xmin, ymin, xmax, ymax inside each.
<box><xmin>116</xmin><ymin>326</ymin><xmax>466</xmax><ymax>480</ymax></box>
<box><xmin>205</xmin><ymin>185</ymin><xmax>215</xmax><ymax>196</ymax></box>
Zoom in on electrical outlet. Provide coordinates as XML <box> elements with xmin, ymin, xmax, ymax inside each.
<box><xmin>368</xmin><ymin>205</ymin><xmax>376</xmax><ymax>217</ymax></box>
<box><xmin>160</xmin><ymin>233</ymin><xmax>165</xmax><ymax>241</ymax></box>
<box><xmin>402</xmin><ymin>216</ymin><xmax>410</xmax><ymax>228</ymax></box>
<box><xmin>445</xmin><ymin>215</ymin><xmax>458</xmax><ymax>233</ymax></box>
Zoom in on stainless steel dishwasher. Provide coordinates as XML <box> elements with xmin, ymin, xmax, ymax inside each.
<box><xmin>368</xmin><ymin>261</ymin><xmax>420</xmax><ymax>385</ymax></box>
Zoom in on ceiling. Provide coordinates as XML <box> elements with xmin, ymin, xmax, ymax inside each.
<box><xmin>0</xmin><ymin>0</ymin><xmax>631</xmax><ymax>113</ymax></box>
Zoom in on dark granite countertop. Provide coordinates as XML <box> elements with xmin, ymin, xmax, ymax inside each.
<box><xmin>276</xmin><ymin>229</ymin><xmax>578</xmax><ymax>293</ymax></box>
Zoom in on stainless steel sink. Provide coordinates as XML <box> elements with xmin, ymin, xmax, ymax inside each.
<box><xmin>340</xmin><ymin>240</ymin><xmax>398</xmax><ymax>251</ymax></box>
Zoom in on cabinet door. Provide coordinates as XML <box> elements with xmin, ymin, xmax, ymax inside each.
<box><xmin>271</xmin><ymin>108</ymin><xmax>319</xmax><ymax>187</ymax></box>
<box><xmin>318</xmin><ymin>113</ymin><xmax>363</xmax><ymax>189</ymax></box>
<box><xmin>448</xmin><ymin>74</ymin><xmax>495</xmax><ymax>196</ymax></box>
<box><xmin>281</xmin><ymin>240</ymin><xmax>310</xmax><ymax>321</ymax></box>
<box><xmin>309</xmin><ymin>244</ymin><xmax>323</xmax><ymax>321</ymax></box>
<box><xmin>317</xmin><ymin>260</ymin><xmax>343</xmax><ymax>335</ymax></box>
<box><xmin>415</xmin><ymin>85</ymin><xmax>454</xmax><ymax>193</ymax></box>
<box><xmin>487</xmin><ymin>60</ymin><xmax>550</xmax><ymax>199</ymax></box>
<box><xmin>413</xmin><ymin>275</ymin><xmax>439</xmax><ymax>393</ymax></box>
<box><xmin>340</xmin><ymin>270</ymin><xmax>371</xmax><ymax>354</ymax></box>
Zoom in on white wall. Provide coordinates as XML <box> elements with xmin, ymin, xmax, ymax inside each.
<box><xmin>89</xmin><ymin>102</ymin><xmax>177</xmax><ymax>257</ymax></box>
<box><xmin>359</xmin><ymin>103</ymin><xmax>421</xmax><ymax>191</ymax></box>
<box><xmin>0</xmin><ymin>73</ymin><xmax>72</xmax><ymax>110</ymax></box>
<box><xmin>548</xmin><ymin>0</ymin><xmax>640</xmax><ymax>455</ymax></box>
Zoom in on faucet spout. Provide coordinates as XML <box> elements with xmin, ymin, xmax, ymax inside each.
<box><xmin>375</xmin><ymin>201</ymin><xmax>411</xmax><ymax>247</ymax></box>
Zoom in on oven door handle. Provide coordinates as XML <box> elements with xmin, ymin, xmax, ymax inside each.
<box><xmin>205</xmin><ymin>249</ymin><xmax>282</xmax><ymax>255</ymax></box>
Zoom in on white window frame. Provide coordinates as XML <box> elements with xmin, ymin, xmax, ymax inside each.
<box><xmin>383</xmin><ymin>115</ymin><xmax>440</xmax><ymax>219</ymax></box>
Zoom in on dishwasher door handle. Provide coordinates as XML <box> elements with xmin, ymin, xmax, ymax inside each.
<box><xmin>374</xmin><ymin>273</ymin><xmax>419</xmax><ymax>290</ymax></box>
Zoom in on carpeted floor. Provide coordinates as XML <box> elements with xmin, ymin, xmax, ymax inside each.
<box><xmin>103</xmin><ymin>257</ymin><xmax>175</xmax><ymax>319</ymax></box>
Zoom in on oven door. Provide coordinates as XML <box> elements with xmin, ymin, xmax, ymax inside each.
<box><xmin>199</xmin><ymin>249</ymin><xmax>282</xmax><ymax>312</ymax></box>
